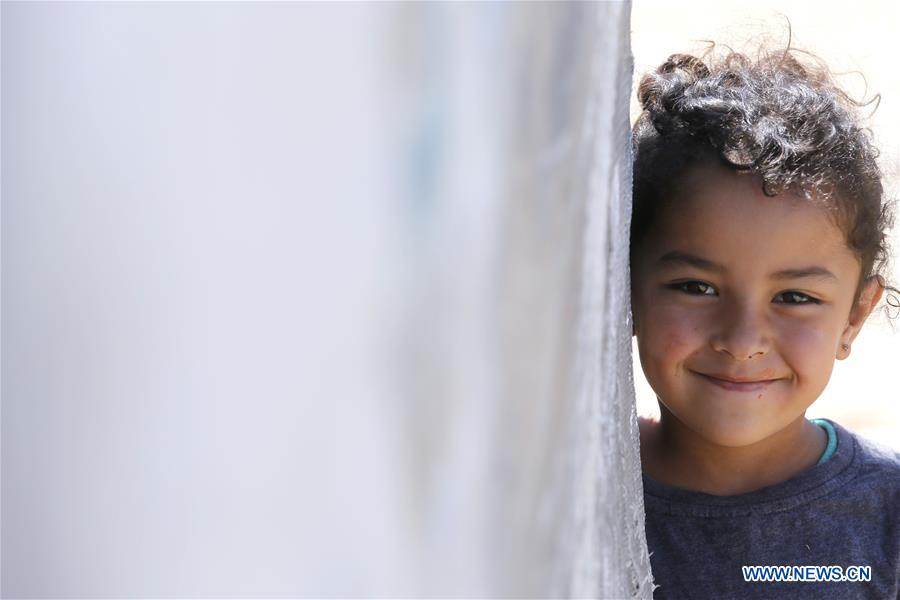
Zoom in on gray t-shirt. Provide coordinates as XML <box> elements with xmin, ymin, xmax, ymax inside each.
<box><xmin>643</xmin><ymin>418</ymin><xmax>900</xmax><ymax>599</ymax></box>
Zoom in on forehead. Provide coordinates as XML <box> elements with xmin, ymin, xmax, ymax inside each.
<box><xmin>643</xmin><ymin>163</ymin><xmax>858</xmax><ymax>273</ymax></box>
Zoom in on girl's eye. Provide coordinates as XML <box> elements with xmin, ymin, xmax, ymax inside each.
<box><xmin>774</xmin><ymin>291</ymin><xmax>820</xmax><ymax>304</ymax></box>
<box><xmin>670</xmin><ymin>281</ymin><xmax>717</xmax><ymax>296</ymax></box>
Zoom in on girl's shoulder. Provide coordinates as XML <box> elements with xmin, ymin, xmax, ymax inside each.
<box><xmin>837</xmin><ymin>421</ymin><xmax>900</xmax><ymax>500</ymax></box>
<box><xmin>835</xmin><ymin>418</ymin><xmax>900</xmax><ymax>464</ymax></box>
<box><xmin>849</xmin><ymin>427</ymin><xmax>900</xmax><ymax>471</ymax></box>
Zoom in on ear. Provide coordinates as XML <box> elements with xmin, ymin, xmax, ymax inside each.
<box><xmin>837</xmin><ymin>277</ymin><xmax>884</xmax><ymax>360</ymax></box>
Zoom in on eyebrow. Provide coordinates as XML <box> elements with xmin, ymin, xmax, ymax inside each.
<box><xmin>656</xmin><ymin>250</ymin><xmax>838</xmax><ymax>281</ymax></box>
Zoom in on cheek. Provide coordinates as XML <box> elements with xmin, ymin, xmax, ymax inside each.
<box><xmin>777</xmin><ymin>319</ymin><xmax>839</xmax><ymax>374</ymax></box>
<box><xmin>639</xmin><ymin>306</ymin><xmax>706</xmax><ymax>363</ymax></box>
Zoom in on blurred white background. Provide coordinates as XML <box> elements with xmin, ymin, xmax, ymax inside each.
<box><xmin>630</xmin><ymin>1</ymin><xmax>900</xmax><ymax>450</ymax></box>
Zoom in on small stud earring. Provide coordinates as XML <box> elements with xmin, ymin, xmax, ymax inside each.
<box><xmin>841</xmin><ymin>343</ymin><xmax>850</xmax><ymax>351</ymax></box>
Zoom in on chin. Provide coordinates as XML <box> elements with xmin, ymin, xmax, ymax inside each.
<box><xmin>707</xmin><ymin>431</ymin><xmax>767</xmax><ymax>448</ymax></box>
<box><xmin>688</xmin><ymin>419</ymin><xmax>774</xmax><ymax>448</ymax></box>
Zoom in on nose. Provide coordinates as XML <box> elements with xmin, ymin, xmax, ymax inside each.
<box><xmin>709</xmin><ymin>302</ymin><xmax>770</xmax><ymax>360</ymax></box>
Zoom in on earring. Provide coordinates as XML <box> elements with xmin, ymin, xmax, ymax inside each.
<box><xmin>841</xmin><ymin>343</ymin><xmax>850</xmax><ymax>351</ymax></box>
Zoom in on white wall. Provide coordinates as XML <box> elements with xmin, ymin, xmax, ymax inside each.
<box><xmin>1</xmin><ymin>2</ymin><xmax>652</xmax><ymax>597</ymax></box>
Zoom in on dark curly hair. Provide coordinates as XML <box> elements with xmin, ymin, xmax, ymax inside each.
<box><xmin>630</xmin><ymin>41</ymin><xmax>898</xmax><ymax>318</ymax></box>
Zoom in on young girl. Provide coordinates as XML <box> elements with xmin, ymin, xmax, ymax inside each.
<box><xmin>630</xmin><ymin>43</ymin><xmax>900</xmax><ymax>599</ymax></box>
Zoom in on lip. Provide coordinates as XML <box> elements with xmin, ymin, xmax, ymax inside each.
<box><xmin>696</xmin><ymin>372</ymin><xmax>780</xmax><ymax>392</ymax></box>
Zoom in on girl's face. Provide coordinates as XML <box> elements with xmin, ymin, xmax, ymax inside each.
<box><xmin>631</xmin><ymin>162</ymin><xmax>882</xmax><ymax>448</ymax></box>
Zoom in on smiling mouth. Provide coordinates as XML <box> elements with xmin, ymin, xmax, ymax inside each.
<box><xmin>696</xmin><ymin>372</ymin><xmax>780</xmax><ymax>392</ymax></box>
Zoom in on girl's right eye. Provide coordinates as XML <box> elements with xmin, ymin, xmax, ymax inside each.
<box><xmin>669</xmin><ymin>281</ymin><xmax>717</xmax><ymax>296</ymax></box>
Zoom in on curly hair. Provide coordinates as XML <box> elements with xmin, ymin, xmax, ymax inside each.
<box><xmin>631</xmin><ymin>42</ymin><xmax>898</xmax><ymax>317</ymax></box>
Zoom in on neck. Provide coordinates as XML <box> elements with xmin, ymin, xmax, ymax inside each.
<box><xmin>640</xmin><ymin>407</ymin><xmax>827</xmax><ymax>496</ymax></box>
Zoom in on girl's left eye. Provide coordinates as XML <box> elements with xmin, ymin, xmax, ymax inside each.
<box><xmin>774</xmin><ymin>291</ymin><xmax>820</xmax><ymax>304</ymax></box>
